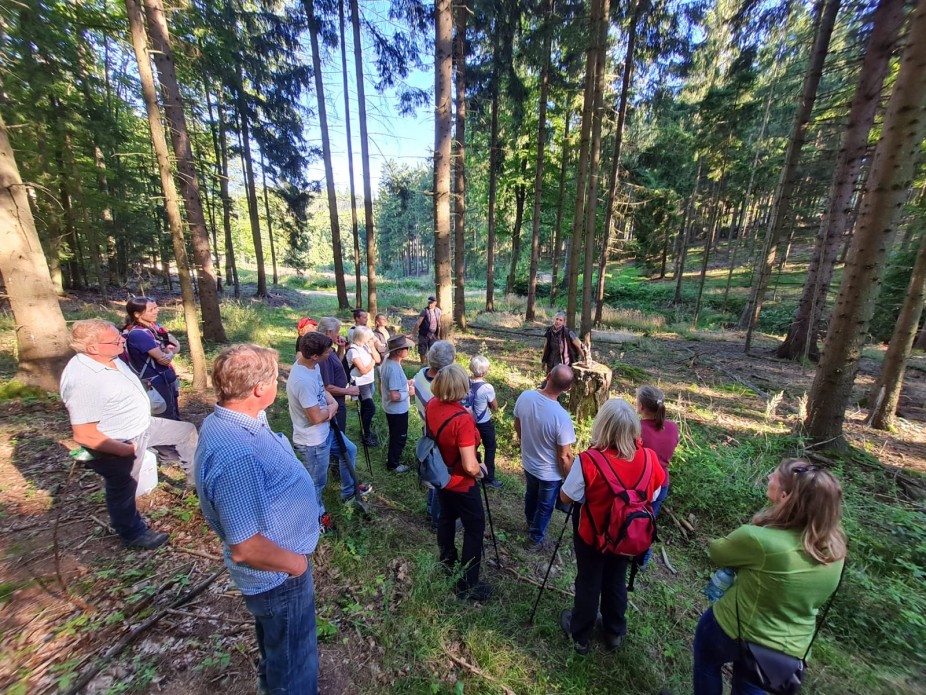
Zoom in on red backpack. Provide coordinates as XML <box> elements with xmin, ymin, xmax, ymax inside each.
<box><xmin>577</xmin><ymin>447</ymin><xmax>657</xmax><ymax>559</ymax></box>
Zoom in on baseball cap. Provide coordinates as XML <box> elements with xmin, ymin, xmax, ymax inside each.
<box><xmin>297</xmin><ymin>317</ymin><xmax>318</xmax><ymax>331</ymax></box>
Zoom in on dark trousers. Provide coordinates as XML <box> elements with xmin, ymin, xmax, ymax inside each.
<box><xmin>359</xmin><ymin>392</ymin><xmax>376</xmax><ymax>440</ymax></box>
<box><xmin>570</xmin><ymin>516</ymin><xmax>630</xmax><ymax>645</ymax></box>
<box><xmin>86</xmin><ymin>452</ymin><xmax>147</xmax><ymax>542</ymax></box>
<box><xmin>243</xmin><ymin>566</ymin><xmax>318</xmax><ymax>695</ymax></box>
<box><xmin>693</xmin><ymin>607</ymin><xmax>766</xmax><ymax>695</ymax></box>
<box><xmin>385</xmin><ymin>411</ymin><xmax>408</xmax><ymax>470</ymax></box>
<box><xmin>475</xmin><ymin>420</ymin><xmax>497</xmax><ymax>482</ymax></box>
<box><xmin>437</xmin><ymin>484</ymin><xmax>485</xmax><ymax>589</ymax></box>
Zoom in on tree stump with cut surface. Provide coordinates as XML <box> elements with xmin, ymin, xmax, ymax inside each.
<box><xmin>565</xmin><ymin>362</ymin><xmax>613</xmax><ymax>421</ymax></box>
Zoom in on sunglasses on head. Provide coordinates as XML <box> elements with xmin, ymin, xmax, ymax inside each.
<box><xmin>792</xmin><ymin>465</ymin><xmax>819</xmax><ymax>475</ymax></box>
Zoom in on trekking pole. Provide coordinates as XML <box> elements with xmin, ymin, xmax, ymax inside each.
<box><xmin>528</xmin><ymin>504</ymin><xmax>573</xmax><ymax>625</ymax></box>
<box><xmin>352</xmin><ymin>382</ymin><xmax>374</xmax><ymax>478</ymax></box>
<box><xmin>330</xmin><ymin>420</ymin><xmax>371</xmax><ymax>517</ymax></box>
<box><xmin>480</xmin><ymin>478</ymin><xmax>501</xmax><ymax>568</ymax></box>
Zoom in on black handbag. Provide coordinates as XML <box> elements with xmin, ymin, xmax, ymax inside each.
<box><xmin>734</xmin><ymin>563</ymin><xmax>844</xmax><ymax>695</ymax></box>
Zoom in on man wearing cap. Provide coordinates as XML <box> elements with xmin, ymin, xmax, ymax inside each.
<box><xmin>380</xmin><ymin>335</ymin><xmax>416</xmax><ymax>473</ymax></box>
<box><xmin>412</xmin><ymin>297</ymin><xmax>442</xmax><ymax>365</ymax></box>
<box><xmin>296</xmin><ymin>317</ymin><xmax>318</xmax><ymax>355</ymax></box>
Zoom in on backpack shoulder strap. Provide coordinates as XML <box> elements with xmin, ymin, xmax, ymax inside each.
<box><xmin>585</xmin><ymin>448</ymin><xmax>623</xmax><ymax>494</ymax></box>
<box><xmin>434</xmin><ymin>409</ymin><xmax>466</xmax><ymax>440</ymax></box>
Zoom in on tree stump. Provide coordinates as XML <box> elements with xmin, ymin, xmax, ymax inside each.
<box><xmin>566</xmin><ymin>362</ymin><xmax>613</xmax><ymax>421</ymax></box>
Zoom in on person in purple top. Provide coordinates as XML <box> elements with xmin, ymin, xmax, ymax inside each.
<box><xmin>123</xmin><ymin>297</ymin><xmax>181</xmax><ymax>420</ymax></box>
<box><xmin>636</xmin><ymin>385</ymin><xmax>679</xmax><ymax>518</ymax></box>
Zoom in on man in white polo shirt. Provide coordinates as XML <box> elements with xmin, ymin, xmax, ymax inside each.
<box><xmin>59</xmin><ymin>319</ymin><xmax>198</xmax><ymax>550</ymax></box>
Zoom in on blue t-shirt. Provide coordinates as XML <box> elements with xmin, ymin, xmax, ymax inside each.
<box><xmin>196</xmin><ymin>405</ymin><xmax>319</xmax><ymax>595</ymax></box>
<box><xmin>380</xmin><ymin>359</ymin><xmax>409</xmax><ymax>415</ymax></box>
<box><xmin>124</xmin><ymin>324</ymin><xmax>176</xmax><ymax>384</ymax></box>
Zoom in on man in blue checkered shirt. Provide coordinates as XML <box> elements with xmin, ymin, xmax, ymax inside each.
<box><xmin>196</xmin><ymin>344</ymin><xmax>320</xmax><ymax>694</ymax></box>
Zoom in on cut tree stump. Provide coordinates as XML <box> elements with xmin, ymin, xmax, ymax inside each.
<box><xmin>566</xmin><ymin>362</ymin><xmax>613</xmax><ymax>421</ymax></box>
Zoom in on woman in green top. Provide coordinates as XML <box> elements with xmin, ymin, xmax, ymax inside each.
<box><xmin>693</xmin><ymin>458</ymin><xmax>846</xmax><ymax>695</ymax></box>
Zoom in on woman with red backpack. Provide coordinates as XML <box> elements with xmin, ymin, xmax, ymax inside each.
<box><xmin>558</xmin><ymin>398</ymin><xmax>665</xmax><ymax>654</ymax></box>
<box><xmin>123</xmin><ymin>297</ymin><xmax>181</xmax><ymax>420</ymax></box>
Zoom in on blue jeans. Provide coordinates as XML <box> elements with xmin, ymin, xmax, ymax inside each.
<box><xmin>642</xmin><ymin>484</ymin><xmax>670</xmax><ymax>567</ymax></box>
<box><xmin>427</xmin><ymin>488</ymin><xmax>442</xmax><ymax>527</ymax></box>
<box><xmin>294</xmin><ymin>442</ymin><xmax>330</xmax><ymax>517</ymax></box>
<box><xmin>693</xmin><ymin>607</ymin><xmax>766</xmax><ymax>695</ymax></box>
<box><xmin>328</xmin><ymin>428</ymin><xmax>359</xmax><ymax>499</ymax></box>
<box><xmin>243</xmin><ymin>567</ymin><xmax>318</xmax><ymax>695</ymax></box>
<box><xmin>524</xmin><ymin>470</ymin><xmax>561</xmax><ymax>543</ymax></box>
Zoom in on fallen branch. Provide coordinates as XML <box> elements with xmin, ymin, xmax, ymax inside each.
<box><xmin>661</xmin><ymin>547</ymin><xmax>678</xmax><ymax>575</ymax></box>
<box><xmin>445</xmin><ymin>649</ymin><xmax>516</xmax><ymax>695</ymax></box>
<box><xmin>62</xmin><ymin>566</ymin><xmax>227</xmax><ymax>695</ymax></box>
<box><xmin>170</xmin><ymin>546</ymin><xmax>221</xmax><ymax>562</ymax></box>
<box><xmin>666</xmin><ymin>509</ymin><xmax>694</xmax><ymax>534</ymax></box>
<box><xmin>165</xmin><ymin>608</ymin><xmax>252</xmax><ymax>625</ymax></box>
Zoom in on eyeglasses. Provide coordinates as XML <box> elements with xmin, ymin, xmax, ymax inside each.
<box><xmin>98</xmin><ymin>337</ymin><xmax>126</xmax><ymax>346</ymax></box>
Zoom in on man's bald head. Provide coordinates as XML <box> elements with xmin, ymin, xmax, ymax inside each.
<box><xmin>547</xmin><ymin>365</ymin><xmax>574</xmax><ymax>393</ymax></box>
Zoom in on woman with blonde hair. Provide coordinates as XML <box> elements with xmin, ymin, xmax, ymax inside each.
<box><xmin>558</xmin><ymin>399</ymin><xmax>665</xmax><ymax>654</ymax></box>
<box><xmin>346</xmin><ymin>325</ymin><xmax>381</xmax><ymax>446</ymax></box>
<box><xmin>692</xmin><ymin>459</ymin><xmax>847</xmax><ymax>695</ymax></box>
<box><xmin>426</xmin><ymin>364</ymin><xmax>491</xmax><ymax>602</ymax></box>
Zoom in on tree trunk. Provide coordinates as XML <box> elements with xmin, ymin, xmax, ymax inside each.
<box><xmin>693</xmin><ymin>174</ymin><xmax>725</xmax><ymax>326</ymax></box>
<box><xmin>259</xmin><ymin>152</ymin><xmax>279</xmax><ymax>286</ymax></box>
<box><xmin>740</xmin><ymin>0</ymin><xmax>841</xmax><ymax>349</ymax></box>
<box><xmin>595</xmin><ymin>0</ymin><xmax>645</xmax><ymax>325</ymax></box>
<box><xmin>566</xmin><ymin>0</ymin><xmax>603</xmax><ymax>327</ymax></box>
<box><xmin>525</xmin><ymin>0</ymin><xmax>554</xmax><ymax>322</ymax></box>
<box><xmin>305</xmin><ymin>0</ymin><xmax>349</xmax><ymax>309</ymax></box>
<box><xmin>143</xmin><ymin>0</ymin><xmax>226</xmax><ymax>343</ymax></box>
<box><xmin>580</xmin><ymin>0</ymin><xmax>610</xmax><ymax>338</ymax></box>
<box><xmin>673</xmin><ymin>157</ymin><xmax>701</xmax><ymax>304</ymax></box>
<box><xmin>339</xmin><ymin>0</ymin><xmax>362</xmax><ymax>307</ymax></box>
<box><xmin>236</xmin><ymin>90</ymin><xmax>267</xmax><ymax>298</ymax></box>
<box><xmin>866</xmin><ymin>229</ymin><xmax>926</xmax><ymax>429</ymax></box>
<box><xmin>805</xmin><ymin>0</ymin><xmax>926</xmax><ymax>445</ymax></box>
<box><xmin>350</xmin><ymin>0</ymin><xmax>378</xmax><ymax>317</ymax></box>
<box><xmin>565</xmin><ymin>363</ymin><xmax>613</xmax><ymax>421</ymax></box>
<box><xmin>777</xmin><ymin>0</ymin><xmax>904</xmax><ymax>361</ymax></box>
<box><xmin>0</xmin><ymin>113</ymin><xmax>71</xmax><ymax>391</ymax></box>
<box><xmin>452</xmin><ymin>0</ymin><xmax>469</xmax><ymax>329</ymax></box>
<box><xmin>201</xmin><ymin>81</ymin><xmax>224</xmax><ymax>294</ymax></box>
<box><xmin>434</xmin><ymin>0</ymin><xmax>454</xmax><ymax>336</ymax></box>
<box><xmin>484</xmin><ymin>25</ymin><xmax>502</xmax><ymax>312</ymax></box>
<box><xmin>549</xmin><ymin>112</ymin><xmax>571</xmax><ymax>308</ymax></box>
<box><xmin>126</xmin><ymin>0</ymin><xmax>207</xmax><ymax>389</ymax></box>
<box><xmin>506</xmin><ymin>159</ymin><xmax>529</xmax><ymax>296</ymax></box>
<box><xmin>217</xmin><ymin>95</ymin><xmax>239</xmax><ymax>298</ymax></box>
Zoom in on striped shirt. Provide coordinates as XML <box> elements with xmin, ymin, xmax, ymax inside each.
<box><xmin>195</xmin><ymin>405</ymin><xmax>319</xmax><ymax>595</ymax></box>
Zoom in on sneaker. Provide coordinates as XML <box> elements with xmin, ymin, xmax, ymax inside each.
<box><xmin>560</xmin><ymin>609</ymin><xmax>590</xmax><ymax>655</ymax></box>
<box><xmin>362</xmin><ymin>434</ymin><xmax>381</xmax><ymax>447</ymax></box>
<box><xmin>484</xmin><ymin>478</ymin><xmax>504</xmax><ymax>490</ymax></box>
<box><xmin>319</xmin><ymin>513</ymin><xmax>336</xmax><ymax>535</ymax></box>
<box><xmin>527</xmin><ymin>538</ymin><xmax>551</xmax><ymax>554</ymax></box>
<box><xmin>391</xmin><ymin>464</ymin><xmax>409</xmax><ymax>474</ymax></box>
<box><xmin>125</xmin><ymin>529</ymin><xmax>169</xmax><ymax>550</ymax></box>
<box><xmin>456</xmin><ymin>582</ymin><xmax>493</xmax><ymax>602</ymax></box>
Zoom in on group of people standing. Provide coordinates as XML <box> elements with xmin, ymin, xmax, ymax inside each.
<box><xmin>59</xmin><ymin>299</ymin><xmax>847</xmax><ymax>695</ymax></box>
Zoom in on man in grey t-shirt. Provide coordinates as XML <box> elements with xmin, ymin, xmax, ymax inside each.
<box><xmin>513</xmin><ymin>365</ymin><xmax>576</xmax><ymax>549</ymax></box>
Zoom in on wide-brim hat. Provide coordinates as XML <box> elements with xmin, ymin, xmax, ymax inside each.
<box><xmin>385</xmin><ymin>335</ymin><xmax>415</xmax><ymax>354</ymax></box>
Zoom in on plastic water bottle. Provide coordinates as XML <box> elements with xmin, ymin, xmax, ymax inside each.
<box><xmin>704</xmin><ymin>567</ymin><xmax>735</xmax><ymax>602</ymax></box>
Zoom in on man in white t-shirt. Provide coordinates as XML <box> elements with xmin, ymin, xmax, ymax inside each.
<box><xmin>513</xmin><ymin>365</ymin><xmax>576</xmax><ymax>550</ymax></box>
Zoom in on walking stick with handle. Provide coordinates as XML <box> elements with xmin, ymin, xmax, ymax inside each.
<box><xmin>351</xmin><ymin>383</ymin><xmax>374</xmax><ymax>478</ymax></box>
<box><xmin>528</xmin><ymin>504</ymin><xmax>573</xmax><ymax>625</ymax></box>
<box><xmin>480</xmin><ymin>478</ymin><xmax>501</xmax><ymax>568</ymax></box>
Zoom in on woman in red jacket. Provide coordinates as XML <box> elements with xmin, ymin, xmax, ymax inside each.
<box><xmin>425</xmin><ymin>364</ymin><xmax>491</xmax><ymax>602</ymax></box>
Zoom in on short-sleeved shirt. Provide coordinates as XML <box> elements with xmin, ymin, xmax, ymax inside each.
<box><xmin>640</xmin><ymin>419</ymin><xmax>679</xmax><ymax>486</ymax></box>
<box><xmin>286</xmin><ymin>363</ymin><xmax>329</xmax><ymax>447</ymax></box>
<box><xmin>196</xmin><ymin>405</ymin><xmax>319</xmax><ymax>595</ymax></box>
<box><xmin>346</xmin><ymin>345</ymin><xmax>375</xmax><ymax>386</ymax></box>
<box><xmin>418</xmin><ymin>307</ymin><xmax>441</xmax><ymax>336</ymax></box>
<box><xmin>561</xmin><ymin>446</ymin><xmax>666</xmax><ymax>505</ymax></box>
<box><xmin>469</xmin><ymin>379</ymin><xmax>496</xmax><ymax>424</ymax></box>
<box><xmin>710</xmin><ymin>525</ymin><xmax>845</xmax><ymax>658</ymax></box>
<box><xmin>380</xmin><ymin>358</ymin><xmax>409</xmax><ymax>415</ymax></box>
<box><xmin>60</xmin><ymin>353</ymin><xmax>151</xmax><ymax>441</ymax></box>
<box><xmin>412</xmin><ymin>367</ymin><xmax>436</xmax><ymax>421</ymax></box>
<box><xmin>513</xmin><ymin>389</ymin><xmax>576</xmax><ymax>481</ymax></box>
<box><xmin>319</xmin><ymin>350</ymin><xmax>348</xmax><ymax>431</ymax></box>
<box><xmin>425</xmin><ymin>399</ymin><xmax>481</xmax><ymax>493</ymax></box>
<box><xmin>124</xmin><ymin>324</ymin><xmax>176</xmax><ymax>384</ymax></box>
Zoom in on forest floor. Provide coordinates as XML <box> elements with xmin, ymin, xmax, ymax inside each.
<box><xmin>1</xmin><ymin>278</ymin><xmax>925</xmax><ymax>695</ymax></box>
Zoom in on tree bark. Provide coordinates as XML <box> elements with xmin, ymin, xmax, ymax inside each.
<box><xmin>595</xmin><ymin>0</ymin><xmax>645</xmax><ymax>325</ymax></box>
<box><xmin>506</xmin><ymin>159</ymin><xmax>529</xmax><ymax>296</ymax></box>
<box><xmin>673</xmin><ymin>157</ymin><xmax>701</xmax><ymax>304</ymax></box>
<box><xmin>805</xmin><ymin>0</ymin><xmax>926</xmax><ymax>445</ymax></box>
<box><xmin>259</xmin><ymin>151</ymin><xmax>279</xmax><ymax>286</ymax></box>
<box><xmin>693</xmin><ymin>173</ymin><xmax>725</xmax><ymax>326</ymax></box>
<box><xmin>549</xmin><ymin>112</ymin><xmax>571</xmax><ymax>308</ymax></box>
<box><xmin>452</xmin><ymin>0</ymin><xmax>469</xmax><ymax>329</ymax></box>
<box><xmin>434</xmin><ymin>0</ymin><xmax>454</xmax><ymax>336</ymax></box>
<box><xmin>0</xmin><ymin>113</ymin><xmax>71</xmax><ymax>391</ymax></box>
<box><xmin>143</xmin><ymin>0</ymin><xmax>226</xmax><ymax>343</ymax></box>
<box><xmin>484</xmin><ymin>24</ymin><xmax>502</xmax><ymax>312</ymax></box>
<box><xmin>740</xmin><ymin>0</ymin><xmax>841</xmax><ymax>350</ymax></box>
<box><xmin>305</xmin><ymin>0</ymin><xmax>349</xmax><ymax>309</ymax></box>
<box><xmin>777</xmin><ymin>0</ymin><xmax>905</xmax><ymax>361</ymax></box>
<box><xmin>216</xmin><ymin>94</ymin><xmax>239</xmax><ymax>298</ymax></box>
<box><xmin>525</xmin><ymin>0</ymin><xmax>554</xmax><ymax>322</ymax></box>
<box><xmin>339</xmin><ymin>0</ymin><xmax>362</xmax><ymax>307</ymax></box>
<box><xmin>566</xmin><ymin>0</ymin><xmax>603</xmax><ymax>328</ymax></box>
<box><xmin>350</xmin><ymin>0</ymin><xmax>378</xmax><ymax>317</ymax></box>
<box><xmin>126</xmin><ymin>0</ymin><xmax>207</xmax><ymax>389</ymax></box>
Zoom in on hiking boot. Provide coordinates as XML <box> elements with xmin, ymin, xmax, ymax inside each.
<box><xmin>456</xmin><ymin>582</ymin><xmax>493</xmax><ymax>602</ymax></box>
<box><xmin>362</xmin><ymin>433</ymin><xmax>381</xmax><ymax>447</ymax></box>
<box><xmin>125</xmin><ymin>529</ymin><xmax>169</xmax><ymax>550</ymax></box>
<box><xmin>484</xmin><ymin>478</ymin><xmax>504</xmax><ymax>490</ymax></box>
<box><xmin>527</xmin><ymin>538</ymin><xmax>552</xmax><ymax>554</ymax></box>
<box><xmin>559</xmin><ymin>609</ymin><xmax>590</xmax><ymax>655</ymax></box>
<box><xmin>602</xmin><ymin>632</ymin><xmax>625</xmax><ymax>653</ymax></box>
<box><xmin>391</xmin><ymin>464</ymin><xmax>409</xmax><ymax>474</ymax></box>
<box><xmin>319</xmin><ymin>513</ymin><xmax>336</xmax><ymax>535</ymax></box>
